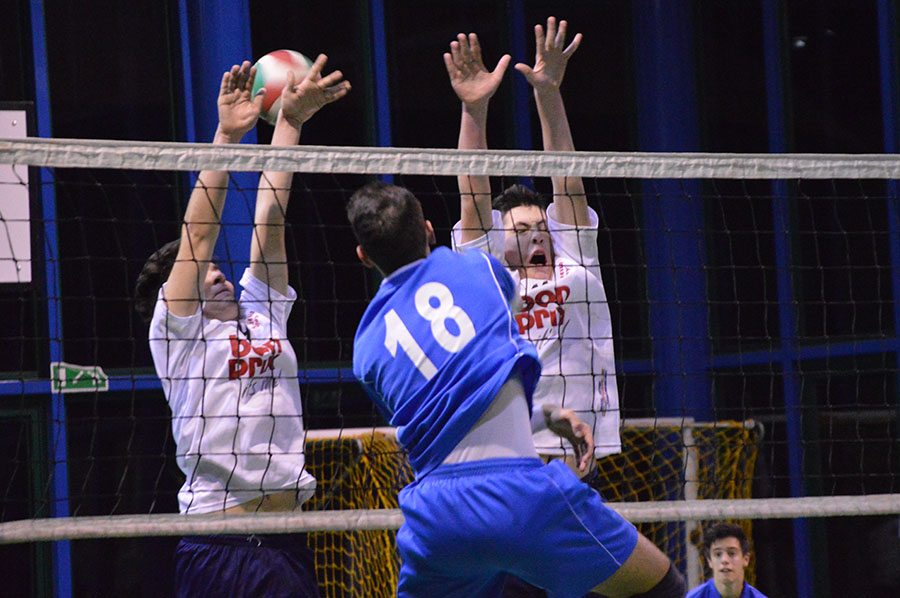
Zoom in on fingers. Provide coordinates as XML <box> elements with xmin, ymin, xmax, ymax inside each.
<box><xmin>221</xmin><ymin>61</ymin><xmax>256</xmax><ymax>97</ymax></box>
<box><xmin>324</xmin><ymin>80</ymin><xmax>351</xmax><ymax>103</ymax></box>
<box><xmin>318</xmin><ymin>68</ymin><xmax>346</xmax><ymax>88</ymax></box>
<box><xmin>563</xmin><ymin>32</ymin><xmax>583</xmax><ymax>58</ymax></box>
<box><xmin>219</xmin><ymin>70</ymin><xmax>232</xmax><ymax>96</ymax></box>
<box><xmin>247</xmin><ymin>64</ymin><xmax>258</xmax><ymax>92</ymax></box>
<box><xmin>450</xmin><ymin>39</ymin><xmax>462</xmax><ymax>68</ymax></box>
<box><xmin>553</xmin><ymin>17</ymin><xmax>565</xmax><ymax>48</ymax></box>
<box><xmin>458</xmin><ymin>33</ymin><xmax>472</xmax><ymax>63</ymax></box>
<box><xmin>538</xmin><ymin>17</ymin><xmax>581</xmax><ymax>56</ymax></box>
<box><xmin>308</xmin><ymin>54</ymin><xmax>328</xmax><ymax>81</ymax></box>
<box><xmin>448</xmin><ymin>33</ymin><xmax>490</xmax><ymax>73</ymax></box>
<box><xmin>492</xmin><ymin>54</ymin><xmax>511</xmax><ymax>77</ymax></box>
<box><xmin>469</xmin><ymin>33</ymin><xmax>483</xmax><ymax>65</ymax></box>
<box><xmin>544</xmin><ymin>16</ymin><xmax>557</xmax><ymax>52</ymax></box>
<box><xmin>442</xmin><ymin>52</ymin><xmax>457</xmax><ymax>77</ymax></box>
<box><xmin>514</xmin><ymin>62</ymin><xmax>535</xmax><ymax>85</ymax></box>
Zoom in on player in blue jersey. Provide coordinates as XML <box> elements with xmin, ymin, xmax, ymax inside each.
<box><xmin>347</xmin><ymin>181</ymin><xmax>685</xmax><ymax>598</ymax></box>
<box><xmin>686</xmin><ymin>523</ymin><xmax>767</xmax><ymax>598</ymax></box>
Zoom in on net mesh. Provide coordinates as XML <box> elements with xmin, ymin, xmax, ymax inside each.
<box><xmin>304</xmin><ymin>432</ymin><xmax>412</xmax><ymax>598</ymax></box>
<box><xmin>2</xmin><ymin>138</ymin><xmax>900</xmax><ymax>596</ymax></box>
<box><xmin>302</xmin><ymin>422</ymin><xmax>760</xmax><ymax>597</ymax></box>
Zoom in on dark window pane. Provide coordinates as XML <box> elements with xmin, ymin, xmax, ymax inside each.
<box><xmin>695</xmin><ymin>2</ymin><xmax>769</xmax><ymax>152</ymax></box>
<box><xmin>787</xmin><ymin>2</ymin><xmax>883</xmax><ymax>152</ymax></box>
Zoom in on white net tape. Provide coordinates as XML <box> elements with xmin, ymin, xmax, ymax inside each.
<box><xmin>2</xmin><ymin>495</ymin><xmax>899</xmax><ymax>544</ymax></box>
<box><xmin>4</xmin><ymin>137</ymin><xmax>900</xmax><ymax>179</ymax></box>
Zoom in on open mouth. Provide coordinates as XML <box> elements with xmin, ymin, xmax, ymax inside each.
<box><xmin>529</xmin><ymin>252</ymin><xmax>547</xmax><ymax>266</ymax></box>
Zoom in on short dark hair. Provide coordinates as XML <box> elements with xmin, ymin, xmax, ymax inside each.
<box><xmin>492</xmin><ymin>183</ymin><xmax>548</xmax><ymax>214</ymax></box>
<box><xmin>346</xmin><ymin>181</ymin><xmax>428</xmax><ymax>275</ymax></box>
<box><xmin>702</xmin><ymin>522</ymin><xmax>751</xmax><ymax>558</ymax></box>
<box><xmin>134</xmin><ymin>239</ymin><xmax>180</xmax><ymax>324</ymax></box>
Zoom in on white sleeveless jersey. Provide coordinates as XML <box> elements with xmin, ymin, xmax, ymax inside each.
<box><xmin>149</xmin><ymin>269</ymin><xmax>316</xmax><ymax>513</ymax></box>
<box><xmin>452</xmin><ymin>205</ymin><xmax>621</xmax><ymax>457</ymax></box>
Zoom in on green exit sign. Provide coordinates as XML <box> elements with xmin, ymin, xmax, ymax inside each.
<box><xmin>50</xmin><ymin>362</ymin><xmax>109</xmax><ymax>394</ymax></box>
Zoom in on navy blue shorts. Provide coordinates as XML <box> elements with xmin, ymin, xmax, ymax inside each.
<box><xmin>173</xmin><ymin>533</ymin><xmax>320</xmax><ymax>598</ymax></box>
<box><xmin>396</xmin><ymin>458</ymin><xmax>638</xmax><ymax>598</ymax></box>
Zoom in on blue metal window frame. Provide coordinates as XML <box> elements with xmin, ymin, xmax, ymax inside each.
<box><xmin>28</xmin><ymin>1</ymin><xmax>72</xmax><ymax>596</ymax></box>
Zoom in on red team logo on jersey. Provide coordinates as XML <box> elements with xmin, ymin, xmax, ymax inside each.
<box><xmin>515</xmin><ymin>285</ymin><xmax>570</xmax><ymax>335</ymax></box>
<box><xmin>228</xmin><ymin>335</ymin><xmax>283</xmax><ymax>379</ymax></box>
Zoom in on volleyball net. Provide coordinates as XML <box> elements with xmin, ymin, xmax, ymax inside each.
<box><xmin>2</xmin><ymin>137</ymin><xmax>900</xmax><ymax>595</ymax></box>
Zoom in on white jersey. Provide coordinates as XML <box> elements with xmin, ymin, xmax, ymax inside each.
<box><xmin>149</xmin><ymin>269</ymin><xmax>316</xmax><ymax>514</ymax></box>
<box><xmin>452</xmin><ymin>205</ymin><xmax>621</xmax><ymax>457</ymax></box>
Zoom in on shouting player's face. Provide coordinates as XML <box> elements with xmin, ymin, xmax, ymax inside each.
<box><xmin>202</xmin><ymin>263</ymin><xmax>239</xmax><ymax>321</ymax></box>
<box><xmin>502</xmin><ymin>205</ymin><xmax>554</xmax><ymax>279</ymax></box>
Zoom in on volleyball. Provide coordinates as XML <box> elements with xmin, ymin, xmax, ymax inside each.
<box><xmin>252</xmin><ymin>49</ymin><xmax>314</xmax><ymax>125</ymax></box>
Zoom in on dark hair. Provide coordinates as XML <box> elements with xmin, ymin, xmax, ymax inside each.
<box><xmin>134</xmin><ymin>239</ymin><xmax>180</xmax><ymax>324</ymax></box>
<box><xmin>346</xmin><ymin>181</ymin><xmax>428</xmax><ymax>275</ymax></box>
<box><xmin>701</xmin><ymin>522</ymin><xmax>751</xmax><ymax>558</ymax></box>
<box><xmin>492</xmin><ymin>183</ymin><xmax>548</xmax><ymax>214</ymax></box>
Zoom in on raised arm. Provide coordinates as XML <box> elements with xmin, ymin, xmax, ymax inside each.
<box><xmin>249</xmin><ymin>54</ymin><xmax>350</xmax><ymax>294</ymax></box>
<box><xmin>516</xmin><ymin>17</ymin><xmax>589</xmax><ymax>227</ymax></box>
<box><xmin>444</xmin><ymin>33</ymin><xmax>510</xmax><ymax>243</ymax></box>
<box><xmin>165</xmin><ymin>62</ymin><xmax>263</xmax><ymax>316</ymax></box>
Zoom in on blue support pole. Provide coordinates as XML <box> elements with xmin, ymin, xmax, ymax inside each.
<box><xmin>631</xmin><ymin>1</ymin><xmax>712</xmax><ymax>421</ymax></box>
<box><xmin>876</xmin><ymin>0</ymin><xmax>900</xmax><ymax>523</ymax></box>
<box><xmin>29</xmin><ymin>1</ymin><xmax>72</xmax><ymax>595</ymax></box>
<box><xmin>761</xmin><ymin>2</ymin><xmax>814</xmax><ymax>596</ymax></box>
<box><xmin>369</xmin><ymin>0</ymin><xmax>392</xmax><ymax>151</ymax></box>
<box><xmin>179</xmin><ymin>0</ymin><xmax>257</xmax><ymax>286</ymax></box>
<box><xmin>368</xmin><ymin>0</ymin><xmax>393</xmax><ymax>185</ymax></box>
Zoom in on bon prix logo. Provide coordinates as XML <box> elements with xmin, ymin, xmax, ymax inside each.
<box><xmin>515</xmin><ymin>285</ymin><xmax>570</xmax><ymax>335</ymax></box>
<box><xmin>228</xmin><ymin>336</ymin><xmax>283</xmax><ymax>379</ymax></box>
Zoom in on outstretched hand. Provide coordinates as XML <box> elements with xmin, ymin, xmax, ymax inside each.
<box><xmin>544</xmin><ymin>405</ymin><xmax>595</xmax><ymax>475</ymax></box>
<box><xmin>217</xmin><ymin>61</ymin><xmax>265</xmax><ymax>140</ymax></box>
<box><xmin>280</xmin><ymin>54</ymin><xmax>352</xmax><ymax>128</ymax></box>
<box><xmin>444</xmin><ymin>33</ymin><xmax>510</xmax><ymax>108</ymax></box>
<box><xmin>515</xmin><ymin>16</ymin><xmax>582</xmax><ymax>94</ymax></box>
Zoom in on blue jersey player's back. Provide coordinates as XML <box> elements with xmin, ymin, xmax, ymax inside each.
<box><xmin>353</xmin><ymin>246</ymin><xmax>540</xmax><ymax>475</ymax></box>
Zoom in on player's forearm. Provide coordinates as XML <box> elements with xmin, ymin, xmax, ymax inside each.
<box><xmin>534</xmin><ymin>89</ymin><xmax>588</xmax><ymax>224</ymax></box>
<box><xmin>531</xmin><ymin>403</ymin><xmax>561</xmax><ymax>434</ymax></box>
<box><xmin>180</xmin><ymin>125</ymin><xmax>245</xmax><ymax>248</ymax></box>
<box><xmin>256</xmin><ymin>111</ymin><xmax>300</xmax><ymax>231</ymax></box>
<box><xmin>534</xmin><ymin>89</ymin><xmax>574</xmax><ymax>152</ymax></box>
<box><xmin>249</xmin><ymin>113</ymin><xmax>298</xmax><ymax>290</ymax></box>
<box><xmin>458</xmin><ymin>104</ymin><xmax>493</xmax><ymax>241</ymax></box>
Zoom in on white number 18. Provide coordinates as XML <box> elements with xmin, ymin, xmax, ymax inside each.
<box><xmin>383</xmin><ymin>282</ymin><xmax>476</xmax><ymax>380</ymax></box>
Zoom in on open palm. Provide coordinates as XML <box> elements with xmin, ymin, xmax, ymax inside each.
<box><xmin>444</xmin><ymin>33</ymin><xmax>510</xmax><ymax>107</ymax></box>
<box><xmin>516</xmin><ymin>17</ymin><xmax>582</xmax><ymax>93</ymax></box>
<box><xmin>217</xmin><ymin>61</ymin><xmax>263</xmax><ymax>138</ymax></box>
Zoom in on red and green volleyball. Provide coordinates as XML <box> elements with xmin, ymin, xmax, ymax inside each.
<box><xmin>251</xmin><ymin>49</ymin><xmax>313</xmax><ymax>125</ymax></box>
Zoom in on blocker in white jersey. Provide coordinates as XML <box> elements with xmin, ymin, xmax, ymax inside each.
<box><xmin>448</xmin><ymin>19</ymin><xmax>622</xmax><ymax>471</ymax></box>
<box><xmin>150</xmin><ymin>269</ymin><xmax>316</xmax><ymax>514</ymax></box>
<box><xmin>134</xmin><ymin>56</ymin><xmax>350</xmax><ymax>597</ymax></box>
<box><xmin>453</xmin><ymin>203</ymin><xmax>621</xmax><ymax>458</ymax></box>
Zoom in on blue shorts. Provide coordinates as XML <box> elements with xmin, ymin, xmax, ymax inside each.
<box><xmin>397</xmin><ymin>458</ymin><xmax>639</xmax><ymax>598</ymax></box>
<box><xmin>173</xmin><ymin>534</ymin><xmax>319</xmax><ymax>598</ymax></box>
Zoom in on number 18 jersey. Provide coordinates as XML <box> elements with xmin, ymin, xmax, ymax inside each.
<box><xmin>352</xmin><ymin>247</ymin><xmax>541</xmax><ymax>475</ymax></box>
